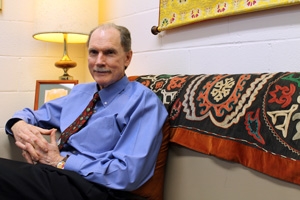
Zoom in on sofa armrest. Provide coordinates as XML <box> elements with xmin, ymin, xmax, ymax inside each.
<box><xmin>0</xmin><ymin>131</ymin><xmax>24</xmax><ymax>161</ymax></box>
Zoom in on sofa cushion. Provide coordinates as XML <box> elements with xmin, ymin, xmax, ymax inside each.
<box><xmin>128</xmin><ymin>75</ymin><xmax>184</xmax><ymax>199</ymax></box>
<box><xmin>131</xmin><ymin>121</ymin><xmax>170</xmax><ymax>200</ymax></box>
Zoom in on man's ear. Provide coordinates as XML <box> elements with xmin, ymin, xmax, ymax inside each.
<box><xmin>124</xmin><ymin>50</ymin><xmax>133</xmax><ymax>67</ymax></box>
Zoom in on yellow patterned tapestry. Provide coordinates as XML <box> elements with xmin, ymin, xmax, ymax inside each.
<box><xmin>154</xmin><ymin>0</ymin><xmax>300</xmax><ymax>33</ymax></box>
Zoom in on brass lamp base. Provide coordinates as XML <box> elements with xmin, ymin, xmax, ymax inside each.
<box><xmin>55</xmin><ymin>60</ymin><xmax>77</xmax><ymax>80</ymax></box>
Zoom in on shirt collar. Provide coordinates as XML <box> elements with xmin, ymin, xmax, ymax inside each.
<box><xmin>98</xmin><ymin>75</ymin><xmax>129</xmax><ymax>107</ymax></box>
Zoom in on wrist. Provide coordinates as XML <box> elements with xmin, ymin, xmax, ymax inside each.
<box><xmin>56</xmin><ymin>155</ymin><xmax>69</xmax><ymax>169</ymax></box>
<box><xmin>10</xmin><ymin>119</ymin><xmax>25</xmax><ymax>134</ymax></box>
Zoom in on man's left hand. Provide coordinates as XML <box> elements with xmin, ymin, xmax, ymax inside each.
<box><xmin>35</xmin><ymin>129</ymin><xmax>64</xmax><ymax>167</ymax></box>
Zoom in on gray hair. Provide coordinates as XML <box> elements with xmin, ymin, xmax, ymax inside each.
<box><xmin>86</xmin><ymin>23</ymin><xmax>132</xmax><ymax>52</ymax></box>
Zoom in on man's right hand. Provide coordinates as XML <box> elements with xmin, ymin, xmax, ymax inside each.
<box><xmin>11</xmin><ymin>120</ymin><xmax>52</xmax><ymax>164</ymax></box>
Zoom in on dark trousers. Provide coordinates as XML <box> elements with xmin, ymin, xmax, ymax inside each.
<box><xmin>0</xmin><ymin>158</ymin><xmax>145</xmax><ymax>200</ymax></box>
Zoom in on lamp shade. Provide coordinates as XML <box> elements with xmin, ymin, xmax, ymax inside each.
<box><xmin>33</xmin><ymin>0</ymin><xmax>98</xmax><ymax>43</ymax></box>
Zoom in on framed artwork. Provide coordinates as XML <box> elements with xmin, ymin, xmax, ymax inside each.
<box><xmin>34</xmin><ymin>80</ymin><xmax>78</xmax><ymax>110</ymax></box>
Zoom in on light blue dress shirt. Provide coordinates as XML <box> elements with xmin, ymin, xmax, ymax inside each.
<box><xmin>6</xmin><ymin>76</ymin><xmax>168</xmax><ymax>191</ymax></box>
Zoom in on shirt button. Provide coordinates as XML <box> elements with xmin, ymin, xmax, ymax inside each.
<box><xmin>104</xmin><ymin>102</ymin><xmax>107</xmax><ymax>105</ymax></box>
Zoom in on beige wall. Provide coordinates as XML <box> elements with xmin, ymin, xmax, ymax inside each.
<box><xmin>0</xmin><ymin>0</ymin><xmax>98</xmax><ymax>130</ymax></box>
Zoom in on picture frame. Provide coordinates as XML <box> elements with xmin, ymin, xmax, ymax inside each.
<box><xmin>34</xmin><ymin>80</ymin><xmax>78</xmax><ymax>110</ymax></box>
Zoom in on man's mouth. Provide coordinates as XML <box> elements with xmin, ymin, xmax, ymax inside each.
<box><xmin>93</xmin><ymin>69</ymin><xmax>111</xmax><ymax>74</ymax></box>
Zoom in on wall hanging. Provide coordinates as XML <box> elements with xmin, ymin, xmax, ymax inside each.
<box><xmin>152</xmin><ymin>0</ymin><xmax>300</xmax><ymax>34</ymax></box>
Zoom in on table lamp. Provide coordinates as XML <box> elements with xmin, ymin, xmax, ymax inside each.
<box><xmin>32</xmin><ymin>0</ymin><xmax>98</xmax><ymax>80</ymax></box>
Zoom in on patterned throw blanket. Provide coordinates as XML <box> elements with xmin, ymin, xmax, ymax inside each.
<box><xmin>135</xmin><ymin>72</ymin><xmax>300</xmax><ymax>185</ymax></box>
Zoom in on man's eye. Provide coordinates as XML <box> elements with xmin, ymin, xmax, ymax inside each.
<box><xmin>105</xmin><ymin>50</ymin><xmax>116</xmax><ymax>55</ymax></box>
<box><xmin>89</xmin><ymin>50</ymin><xmax>98</xmax><ymax>55</ymax></box>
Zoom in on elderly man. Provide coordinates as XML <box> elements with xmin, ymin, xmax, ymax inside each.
<box><xmin>0</xmin><ymin>23</ymin><xmax>168</xmax><ymax>200</ymax></box>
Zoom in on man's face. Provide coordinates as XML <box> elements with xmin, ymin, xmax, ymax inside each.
<box><xmin>88</xmin><ymin>28</ymin><xmax>132</xmax><ymax>89</ymax></box>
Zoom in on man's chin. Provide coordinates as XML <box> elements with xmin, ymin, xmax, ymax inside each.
<box><xmin>94</xmin><ymin>77</ymin><xmax>109</xmax><ymax>88</ymax></box>
<box><xmin>93</xmin><ymin>73</ymin><xmax>109</xmax><ymax>79</ymax></box>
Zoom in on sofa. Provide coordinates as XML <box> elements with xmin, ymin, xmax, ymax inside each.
<box><xmin>2</xmin><ymin>72</ymin><xmax>300</xmax><ymax>200</ymax></box>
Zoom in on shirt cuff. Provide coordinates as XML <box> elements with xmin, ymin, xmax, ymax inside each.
<box><xmin>5</xmin><ymin>118</ymin><xmax>22</xmax><ymax>135</ymax></box>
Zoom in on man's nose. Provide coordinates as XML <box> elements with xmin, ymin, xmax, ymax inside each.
<box><xmin>96</xmin><ymin>53</ymin><xmax>105</xmax><ymax>64</ymax></box>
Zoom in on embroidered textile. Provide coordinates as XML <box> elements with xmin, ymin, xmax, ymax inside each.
<box><xmin>134</xmin><ymin>72</ymin><xmax>300</xmax><ymax>185</ymax></box>
<box><xmin>157</xmin><ymin>0</ymin><xmax>300</xmax><ymax>32</ymax></box>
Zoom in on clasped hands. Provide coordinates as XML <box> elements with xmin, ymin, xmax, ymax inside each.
<box><xmin>11</xmin><ymin>120</ymin><xmax>64</xmax><ymax>167</ymax></box>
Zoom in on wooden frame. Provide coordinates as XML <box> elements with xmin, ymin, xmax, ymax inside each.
<box><xmin>34</xmin><ymin>80</ymin><xmax>78</xmax><ymax>110</ymax></box>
